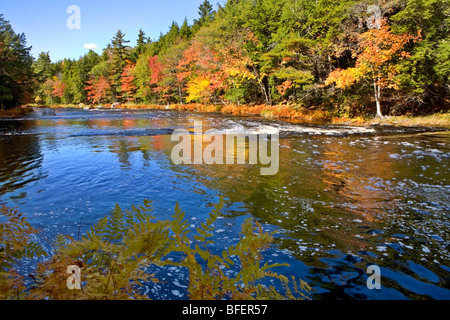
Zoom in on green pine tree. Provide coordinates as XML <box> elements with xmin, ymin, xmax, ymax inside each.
<box><xmin>136</xmin><ymin>29</ymin><xmax>147</xmax><ymax>54</ymax></box>
<box><xmin>0</xmin><ymin>14</ymin><xmax>35</xmax><ymax>109</ymax></box>
<box><xmin>180</xmin><ymin>18</ymin><xmax>192</xmax><ymax>40</ymax></box>
<box><xmin>110</xmin><ymin>30</ymin><xmax>131</xmax><ymax>102</ymax></box>
<box><xmin>194</xmin><ymin>0</ymin><xmax>215</xmax><ymax>28</ymax></box>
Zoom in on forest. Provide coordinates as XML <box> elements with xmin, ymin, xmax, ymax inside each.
<box><xmin>1</xmin><ymin>0</ymin><xmax>449</xmax><ymax>118</ymax></box>
<box><xmin>1</xmin><ymin>0</ymin><xmax>450</xmax><ymax>303</ymax></box>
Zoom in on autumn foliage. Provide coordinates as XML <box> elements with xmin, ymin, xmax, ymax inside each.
<box><xmin>148</xmin><ymin>56</ymin><xmax>163</xmax><ymax>85</ymax></box>
<box><xmin>120</xmin><ymin>62</ymin><xmax>137</xmax><ymax>102</ymax></box>
<box><xmin>325</xmin><ymin>20</ymin><xmax>420</xmax><ymax>117</ymax></box>
<box><xmin>51</xmin><ymin>79</ymin><xmax>66</xmax><ymax>99</ymax></box>
<box><xmin>29</xmin><ymin>0</ymin><xmax>449</xmax><ymax>116</ymax></box>
<box><xmin>86</xmin><ymin>76</ymin><xmax>111</xmax><ymax>104</ymax></box>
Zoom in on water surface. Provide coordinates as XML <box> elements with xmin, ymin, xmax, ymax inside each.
<box><xmin>0</xmin><ymin>108</ymin><xmax>449</xmax><ymax>300</ymax></box>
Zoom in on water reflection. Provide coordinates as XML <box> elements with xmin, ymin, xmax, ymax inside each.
<box><xmin>151</xmin><ymin>131</ymin><xmax>450</xmax><ymax>299</ymax></box>
<box><xmin>0</xmin><ymin>109</ymin><xmax>448</xmax><ymax>300</ymax></box>
<box><xmin>0</xmin><ymin>119</ymin><xmax>45</xmax><ymax>204</ymax></box>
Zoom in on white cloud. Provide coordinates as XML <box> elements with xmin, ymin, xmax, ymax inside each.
<box><xmin>83</xmin><ymin>43</ymin><xmax>98</xmax><ymax>50</ymax></box>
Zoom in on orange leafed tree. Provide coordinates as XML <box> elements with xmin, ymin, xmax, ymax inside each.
<box><xmin>276</xmin><ymin>80</ymin><xmax>293</xmax><ymax>97</ymax></box>
<box><xmin>177</xmin><ymin>40</ymin><xmax>227</xmax><ymax>104</ymax></box>
<box><xmin>217</xmin><ymin>31</ymin><xmax>255</xmax><ymax>96</ymax></box>
<box><xmin>326</xmin><ymin>20</ymin><xmax>419</xmax><ymax>117</ymax></box>
<box><xmin>177</xmin><ymin>31</ymin><xmax>256</xmax><ymax>105</ymax></box>
<box><xmin>121</xmin><ymin>62</ymin><xmax>137</xmax><ymax>102</ymax></box>
<box><xmin>86</xmin><ymin>76</ymin><xmax>111</xmax><ymax>104</ymax></box>
<box><xmin>51</xmin><ymin>78</ymin><xmax>66</xmax><ymax>99</ymax></box>
<box><xmin>141</xmin><ymin>55</ymin><xmax>167</xmax><ymax>103</ymax></box>
<box><xmin>148</xmin><ymin>56</ymin><xmax>164</xmax><ymax>85</ymax></box>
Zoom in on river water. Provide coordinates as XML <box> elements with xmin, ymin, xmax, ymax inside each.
<box><xmin>0</xmin><ymin>108</ymin><xmax>449</xmax><ymax>300</ymax></box>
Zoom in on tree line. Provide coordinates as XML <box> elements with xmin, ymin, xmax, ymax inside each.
<box><xmin>1</xmin><ymin>0</ymin><xmax>449</xmax><ymax>117</ymax></box>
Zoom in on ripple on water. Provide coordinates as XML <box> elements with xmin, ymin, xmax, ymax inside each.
<box><xmin>0</xmin><ymin>109</ymin><xmax>449</xmax><ymax>300</ymax></box>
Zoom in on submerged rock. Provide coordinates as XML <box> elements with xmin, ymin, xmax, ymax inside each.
<box><xmin>42</xmin><ymin>108</ymin><xmax>56</xmax><ymax>116</ymax></box>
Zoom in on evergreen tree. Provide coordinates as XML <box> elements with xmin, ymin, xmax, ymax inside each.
<box><xmin>83</xmin><ymin>50</ymin><xmax>101</xmax><ymax>72</ymax></box>
<box><xmin>0</xmin><ymin>14</ymin><xmax>35</xmax><ymax>109</ymax></box>
<box><xmin>111</xmin><ymin>30</ymin><xmax>130</xmax><ymax>64</ymax></box>
<box><xmin>180</xmin><ymin>18</ymin><xmax>192</xmax><ymax>40</ymax></box>
<box><xmin>110</xmin><ymin>30</ymin><xmax>131</xmax><ymax>101</ymax></box>
<box><xmin>136</xmin><ymin>29</ymin><xmax>147</xmax><ymax>54</ymax></box>
<box><xmin>391</xmin><ymin>0</ymin><xmax>450</xmax><ymax>111</ymax></box>
<box><xmin>194</xmin><ymin>0</ymin><xmax>215</xmax><ymax>28</ymax></box>
<box><xmin>33</xmin><ymin>52</ymin><xmax>53</xmax><ymax>84</ymax></box>
<box><xmin>166</xmin><ymin>22</ymin><xmax>180</xmax><ymax>45</ymax></box>
<box><xmin>33</xmin><ymin>51</ymin><xmax>55</xmax><ymax>104</ymax></box>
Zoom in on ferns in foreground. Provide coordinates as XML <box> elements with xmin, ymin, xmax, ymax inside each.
<box><xmin>0</xmin><ymin>200</ymin><xmax>311</xmax><ymax>300</ymax></box>
<box><xmin>0</xmin><ymin>206</ymin><xmax>47</xmax><ymax>300</ymax></box>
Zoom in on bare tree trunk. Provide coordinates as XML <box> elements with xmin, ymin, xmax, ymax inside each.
<box><xmin>251</xmin><ymin>64</ymin><xmax>271</xmax><ymax>105</ymax></box>
<box><xmin>374</xmin><ymin>81</ymin><xmax>383</xmax><ymax>118</ymax></box>
<box><xmin>258</xmin><ymin>78</ymin><xmax>271</xmax><ymax>105</ymax></box>
<box><xmin>178</xmin><ymin>84</ymin><xmax>183</xmax><ymax>104</ymax></box>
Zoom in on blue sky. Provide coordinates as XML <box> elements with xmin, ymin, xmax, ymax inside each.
<box><xmin>1</xmin><ymin>0</ymin><xmax>218</xmax><ymax>62</ymax></box>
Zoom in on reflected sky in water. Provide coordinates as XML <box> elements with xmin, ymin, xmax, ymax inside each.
<box><xmin>0</xmin><ymin>108</ymin><xmax>449</xmax><ymax>300</ymax></box>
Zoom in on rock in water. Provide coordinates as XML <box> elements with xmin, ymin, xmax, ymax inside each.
<box><xmin>42</xmin><ymin>108</ymin><xmax>56</xmax><ymax>116</ymax></box>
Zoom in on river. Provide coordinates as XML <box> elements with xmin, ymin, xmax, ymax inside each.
<box><xmin>0</xmin><ymin>108</ymin><xmax>449</xmax><ymax>300</ymax></box>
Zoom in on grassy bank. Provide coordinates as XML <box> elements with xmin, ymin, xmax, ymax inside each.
<box><xmin>364</xmin><ymin>113</ymin><xmax>450</xmax><ymax>128</ymax></box>
<box><xmin>0</xmin><ymin>106</ymin><xmax>34</xmax><ymax>118</ymax></box>
<box><xmin>43</xmin><ymin>103</ymin><xmax>450</xmax><ymax>128</ymax></box>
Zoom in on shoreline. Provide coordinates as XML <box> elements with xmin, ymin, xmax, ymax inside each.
<box><xmin>14</xmin><ymin>104</ymin><xmax>450</xmax><ymax>129</ymax></box>
<box><xmin>0</xmin><ymin>106</ymin><xmax>35</xmax><ymax>118</ymax></box>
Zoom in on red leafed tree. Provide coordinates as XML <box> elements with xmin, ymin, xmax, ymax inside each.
<box><xmin>85</xmin><ymin>76</ymin><xmax>111</xmax><ymax>104</ymax></box>
<box><xmin>51</xmin><ymin>78</ymin><xmax>66</xmax><ymax>99</ymax></box>
<box><xmin>151</xmin><ymin>45</ymin><xmax>187</xmax><ymax>104</ymax></box>
<box><xmin>177</xmin><ymin>40</ymin><xmax>226</xmax><ymax>103</ymax></box>
<box><xmin>121</xmin><ymin>62</ymin><xmax>137</xmax><ymax>102</ymax></box>
<box><xmin>148</xmin><ymin>56</ymin><xmax>163</xmax><ymax>85</ymax></box>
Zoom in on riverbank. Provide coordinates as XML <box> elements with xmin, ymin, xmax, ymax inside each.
<box><xmin>34</xmin><ymin>103</ymin><xmax>450</xmax><ymax>128</ymax></box>
<box><xmin>364</xmin><ymin>113</ymin><xmax>450</xmax><ymax>128</ymax></box>
<box><xmin>0</xmin><ymin>106</ymin><xmax>34</xmax><ymax>118</ymax></box>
